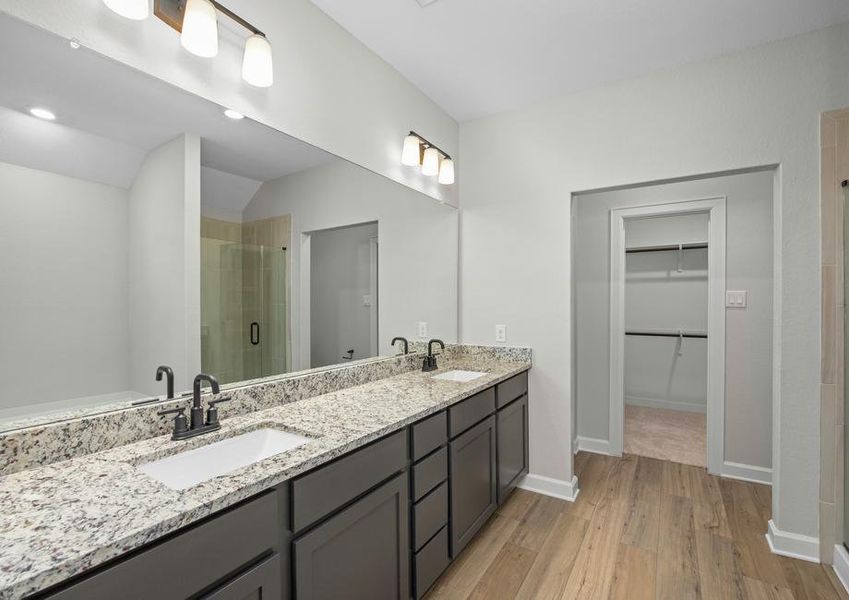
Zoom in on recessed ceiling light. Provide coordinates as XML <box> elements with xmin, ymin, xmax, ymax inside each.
<box><xmin>224</xmin><ymin>108</ymin><xmax>245</xmax><ymax>120</ymax></box>
<box><xmin>69</xmin><ymin>38</ymin><xmax>81</xmax><ymax>49</ymax></box>
<box><xmin>29</xmin><ymin>107</ymin><xmax>56</xmax><ymax>121</ymax></box>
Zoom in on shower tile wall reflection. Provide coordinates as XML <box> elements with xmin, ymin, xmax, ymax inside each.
<box><xmin>201</xmin><ymin>216</ymin><xmax>290</xmax><ymax>385</ymax></box>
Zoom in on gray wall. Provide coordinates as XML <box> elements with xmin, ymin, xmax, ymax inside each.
<box><xmin>128</xmin><ymin>134</ymin><xmax>201</xmax><ymax>395</ymax></box>
<box><xmin>574</xmin><ymin>170</ymin><xmax>774</xmax><ymax>469</ymax></box>
<box><xmin>310</xmin><ymin>222</ymin><xmax>378</xmax><ymax>368</ymax></box>
<box><xmin>624</xmin><ymin>214</ymin><xmax>708</xmax><ymax>413</ymax></box>
<box><xmin>0</xmin><ymin>161</ymin><xmax>130</xmax><ymax>410</ymax></box>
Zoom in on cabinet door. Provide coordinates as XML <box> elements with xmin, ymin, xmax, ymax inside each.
<box><xmin>496</xmin><ymin>394</ymin><xmax>529</xmax><ymax>504</ymax></box>
<box><xmin>202</xmin><ymin>553</ymin><xmax>283</xmax><ymax>600</ymax></box>
<box><xmin>449</xmin><ymin>415</ymin><xmax>497</xmax><ymax>557</ymax></box>
<box><xmin>293</xmin><ymin>473</ymin><xmax>409</xmax><ymax>600</ymax></box>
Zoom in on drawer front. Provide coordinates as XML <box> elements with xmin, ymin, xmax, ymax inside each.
<box><xmin>292</xmin><ymin>430</ymin><xmax>408</xmax><ymax>532</ymax></box>
<box><xmin>448</xmin><ymin>387</ymin><xmax>495</xmax><ymax>438</ymax></box>
<box><xmin>496</xmin><ymin>371</ymin><xmax>528</xmax><ymax>409</ymax></box>
<box><xmin>411</xmin><ymin>411</ymin><xmax>447</xmax><ymax>461</ymax></box>
<box><xmin>413</xmin><ymin>482</ymin><xmax>448</xmax><ymax>551</ymax></box>
<box><xmin>45</xmin><ymin>492</ymin><xmax>279</xmax><ymax>600</ymax></box>
<box><xmin>413</xmin><ymin>526</ymin><xmax>450</xmax><ymax>600</ymax></box>
<box><xmin>412</xmin><ymin>446</ymin><xmax>447</xmax><ymax>501</ymax></box>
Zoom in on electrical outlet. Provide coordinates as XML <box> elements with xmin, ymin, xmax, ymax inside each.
<box><xmin>418</xmin><ymin>321</ymin><xmax>428</xmax><ymax>339</ymax></box>
<box><xmin>495</xmin><ymin>324</ymin><xmax>507</xmax><ymax>343</ymax></box>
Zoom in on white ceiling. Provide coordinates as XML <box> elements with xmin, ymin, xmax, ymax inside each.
<box><xmin>0</xmin><ymin>13</ymin><xmax>333</xmax><ymax>188</ymax></box>
<box><xmin>311</xmin><ymin>0</ymin><xmax>849</xmax><ymax>121</ymax></box>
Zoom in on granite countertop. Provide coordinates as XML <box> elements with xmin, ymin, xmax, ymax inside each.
<box><xmin>0</xmin><ymin>356</ymin><xmax>530</xmax><ymax>599</ymax></box>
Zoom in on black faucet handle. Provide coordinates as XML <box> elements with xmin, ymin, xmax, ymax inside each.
<box><xmin>206</xmin><ymin>396</ymin><xmax>231</xmax><ymax>427</ymax></box>
<box><xmin>158</xmin><ymin>406</ymin><xmax>189</xmax><ymax>436</ymax></box>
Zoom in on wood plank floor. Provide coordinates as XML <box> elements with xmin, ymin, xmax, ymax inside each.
<box><xmin>426</xmin><ymin>452</ymin><xmax>848</xmax><ymax>600</ymax></box>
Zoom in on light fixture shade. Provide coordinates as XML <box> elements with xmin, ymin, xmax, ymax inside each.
<box><xmin>421</xmin><ymin>147</ymin><xmax>440</xmax><ymax>176</ymax></box>
<box><xmin>242</xmin><ymin>34</ymin><xmax>274</xmax><ymax>87</ymax></box>
<box><xmin>438</xmin><ymin>158</ymin><xmax>455</xmax><ymax>185</ymax></box>
<box><xmin>103</xmin><ymin>0</ymin><xmax>149</xmax><ymax>20</ymax></box>
<box><xmin>181</xmin><ymin>0</ymin><xmax>218</xmax><ymax>58</ymax></box>
<box><xmin>401</xmin><ymin>135</ymin><xmax>421</xmax><ymax>166</ymax></box>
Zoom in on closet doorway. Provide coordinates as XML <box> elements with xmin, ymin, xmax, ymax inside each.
<box><xmin>609</xmin><ymin>198</ymin><xmax>726</xmax><ymax>473</ymax></box>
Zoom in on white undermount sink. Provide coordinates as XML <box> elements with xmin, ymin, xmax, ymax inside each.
<box><xmin>431</xmin><ymin>370</ymin><xmax>488</xmax><ymax>382</ymax></box>
<box><xmin>138</xmin><ymin>428</ymin><xmax>312</xmax><ymax>490</ymax></box>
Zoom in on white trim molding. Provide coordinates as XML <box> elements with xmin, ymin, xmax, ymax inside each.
<box><xmin>765</xmin><ymin>519</ymin><xmax>819</xmax><ymax>563</ymax></box>
<box><xmin>625</xmin><ymin>395</ymin><xmax>706</xmax><ymax>414</ymax></box>
<box><xmin>833</xmin><ymin>544</ymin><xmax>849</xmax><ymax>594</ymax></box>
<box><xmin>721</xmin><ymin>461</ymin><xmax>773</xmax><ymax>485</ymax></box>
<box><xmin>576</xmin><ymin>436</ymin><xmax>614</xmax><ymax>455</ymax></box>
<box><xmin>609</xmin><ymin>197</ymin><xmax>726</xmax><ymax>475</ymax></box>
<box><xmin>519</xmin><ymin>474</ymin><xmax>580</xmax><ymax>502</ymax></box>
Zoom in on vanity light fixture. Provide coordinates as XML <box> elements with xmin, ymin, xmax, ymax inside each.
<box><xmin>105</xmin><ymin>0</ymin><xmax>274</xmax><ymax>88</ymax></box>
<box><xmin>181</xmin><ymin>0</ymin><xmax>219</xmax><ymax>58</ymax></box>
<box><xmin>29</xmin><ymin>107</ymin><xmax>56</xmax><ymax>121</ymax></box>
<box><xmin>103</xmin><ymin>0</ymin><xmax>150</xmax><ymax>20</ymax></box>
<box><xmin>399</xmin><ymin>131</ymin><xmax>455</xmax><ymax>185</ymax></box>
<box><xmin>223</xmin><ymin>108</ymin><xmax>245</xmax><ymax>119</ymax></box>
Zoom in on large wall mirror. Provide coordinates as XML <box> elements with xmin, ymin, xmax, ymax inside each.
<box><xmin>0</xmin><ymin>14</ymin><xmax>458</xmax><ymax>430</ymax></box>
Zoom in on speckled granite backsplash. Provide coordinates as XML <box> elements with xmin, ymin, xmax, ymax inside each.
<box><xmin>0</xmin><ymin>344</ymin><xmax>530</xmax><ymax>476</ymax></box>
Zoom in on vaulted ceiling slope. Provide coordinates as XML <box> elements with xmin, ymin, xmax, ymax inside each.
<box><xmin>311</xmin><ymin>0</ymin><xmax>849</xmax><ymax>121</ymax></box>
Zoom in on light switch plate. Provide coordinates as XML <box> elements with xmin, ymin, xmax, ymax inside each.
<box><xmin>726</xmin><ymin>290</ymin><xmax>747</xmax><ymax>308</ymax></box>
<box><xmin>418</xmin><ymin>321</ymin><xmax>428</xmax><ymax>339</ymax></box>
<box><xmin>495</xmin><ymin>324</ymin><xmax>507</xmax><ymax>343</ymax></box>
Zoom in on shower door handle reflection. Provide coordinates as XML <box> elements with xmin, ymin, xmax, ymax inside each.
<box><xmin>250</xmin><ymin>322</ymin><xmax>260</xmax><ymax>345</ymax></box>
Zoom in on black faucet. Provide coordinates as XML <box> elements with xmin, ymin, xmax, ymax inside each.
<box><xmin>155</xmin><ymin>365</ymin><xmax>174</xmax><ymax>399</ymax></box>
<box><xmin>159</xmin><ymin>373</ymin><xmax>230</xmax><ymax>440</ymax></box>
<box><xmin>422</xmin><ymin>339</ymin><xmax>445</xmax><ymax>372</ymax></box>
<box><xmin>191</xmin><ymin>374</ymin><xmax>220</xmax><ymax>430</ymax></box>
<box><xmin>391</xmin><ymin>336</ymin><xmax>409</xmax><ymax>355</ymax></box>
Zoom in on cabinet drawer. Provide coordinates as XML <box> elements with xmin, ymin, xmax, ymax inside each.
<box><xmin>412</xmin><ymin>446</ymin><xmax>447</xmax><ymax>501</ymax></box>
<box><xmin>292</xmin><ymin>430</ymin><xmax>408</xmax><ymax>532</ymax></box>
<box><xmin>496</xmin><ymin>371</ymin><xmax>528</xmax><ymax>409</ymax></box>
<box><xmin>413</xmin><ymin>482</ymin><xmax>448</xmax><ymax>551</ymax></box>
<box><xmin>411</xmin><ymin>411</ymin><xmax>447</xmax><ymax>461</ymax></box>
<box><xmin>449</xmin><ymin>388</ymin><xmax>495</xmax><ymax>437</ymax></box>
<box><xmin>413</xmin><ymin>526</ymin><xmax>450</xmax><ymax>600</ymax></box>
<box><xmin>44</xmin><ymin>492</ymin><xmax>279</xmax><ymax>600</ymax></box>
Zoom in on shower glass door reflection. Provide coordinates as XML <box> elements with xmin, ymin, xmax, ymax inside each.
<box><xmin>844</xmin><ymin>182</ymin><xmax>849</xmax><ymax>550</ymax></box>
<box><xmin>201</xmin><ymin>239</ymin><xmax>288</xmax><ymax>386</ymax></box>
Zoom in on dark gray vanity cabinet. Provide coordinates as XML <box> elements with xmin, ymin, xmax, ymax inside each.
<box><xmin>292</xmin><ymin>474</ymin><xmax>409</xmax><ymax>600</ymax></box>
<box><xmin>448</xmin><ymin>414</ymin><xmax>497</xmax><ymax>557</ymax></box>
<box><xmin>40</xmin><ymin>489</ymin><xmax>287</xmax><ymax>600</ymax></box>
<box><xmin>496</xmin><ymin>394</ymin><xmax>529</xmax><ymax>504</ymax></box>
<box><xmin>290</xmin><ymin>431</ymin><xmax>410</xmax><ymax>600</ymax></box>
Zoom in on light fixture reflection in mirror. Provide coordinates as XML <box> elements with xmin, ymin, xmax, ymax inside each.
<box><xmin>103</xmin><ymin>0</ymin><xmax>150</xmax><ymax>20</ymax></box>
<box><xmin>181</xmin><ymin>0</ymin><xmax>219</xmax><ymax>58</ymax></box>
<box><xmin>242</xmin><ymin>34</ymin><xmax>274</xmax><ymax>88</ymax></box>
<box><xmin>29</xmin><ymin>107</ymin><xmax>56</xmax><ymax>121</ymax></box>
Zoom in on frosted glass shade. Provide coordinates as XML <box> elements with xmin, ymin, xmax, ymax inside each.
<box><xmin>242</xmin><ymin>34</ymin><xmax>274</xmax><ymax>88</ymax></box>
<box><xmin>438</xmin><ymin>158</ymin><xmax>455</xmax><ymax>185</ymax></box>
<box><xmin>181</xmin><ymin>0</ymin><xmax>218</xmax><ymax>58</ymax></box>
<box><xmin>401</xmin><ymin>135</ymin><xmax>421</xmax><ymax>166</ymax></box>
<box><xmin>421</xmin><ymin>147</ymin><xmax>440</xmax><ymax>176</ymax></box>
<box><xmin>103</xmin><ymin>0</ymin><xmax>149</xmax><ymax>20</ymax></box>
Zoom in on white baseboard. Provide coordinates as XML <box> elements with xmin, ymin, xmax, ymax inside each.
<box><xmin>721</xmin><ymin>461</ymin><xmax>773</xmax><ymax>485</ymax></box>
<box><xmin>625</xmin><ymin>395</ymin><xmax>707</xmax><ymax>414</ymax></box>
<box><xmin>519</xmin><ymin>474</ymin><xmax>580</xmax><ymax>502</ymax></box>
<box><xmin>576</xmin><ymin>436</ymin><xmax>613</xmax><ymax>455</ymax></box>
<box><xmin>765</xmin><ymin>519</ymin><xmax>819</xmax><ymax>563</ymax></box>
<box><xmin>572</xmin><ymin>436</ymin><xmax>579</xmax><ymax>455</ymax></box>
<box><xmin>833</xmin><ymin>544</ymin><xmax>849</xmax><ymax>593</ymax></box>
